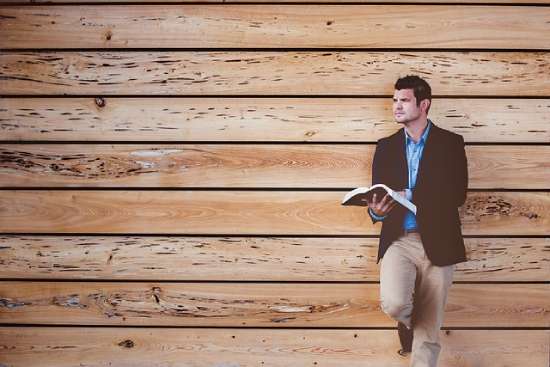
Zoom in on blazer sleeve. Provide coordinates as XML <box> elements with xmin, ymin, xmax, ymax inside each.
<box><xmin>371</xmin><ymin>139</ymin><xmax>385</xmax><ymax>186</ymax></box>
<box><xmin>452</xmin><ymin>134</ymin><xmax>468</xmax><ymax>207</ymax></box>
<box><xmin>368</xmin><ymin>139</ymin><xmax>387</xmax><ymax>223</ymax></box>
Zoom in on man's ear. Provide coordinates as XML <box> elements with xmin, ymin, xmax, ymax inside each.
<box><xmin>421</xmin><ymin>99</ymin><xmax>430</xmax><ymax>113</ymax></box>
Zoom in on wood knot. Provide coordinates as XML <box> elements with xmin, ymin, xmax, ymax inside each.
<box><xmin>105</xmin><ymin>30</ymin><xmax>113</xmax><ymax>41</ymax></box>
<box><xmin>118</xmin><ymin>339</ymin><xmax>134</xmax><ymax>348</ymax></box>
<box><xmin>151</xmin><ymin>286</ymin><xmax>162</xmax><ymax>304</ymax></box>
<box><xmin>95</xmin><ymin>97</ymin><xmax>106</xmax><ymax>108</ymax></box>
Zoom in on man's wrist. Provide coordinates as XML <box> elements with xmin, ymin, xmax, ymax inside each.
<box><xmin>369</xmin><ymin>207</ymin><xmax>387</xmax><ymax>221</ymax></box>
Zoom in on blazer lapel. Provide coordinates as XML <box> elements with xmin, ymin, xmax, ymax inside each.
<box><xmin>414</xmin><ymin>122</ymin><xmax>439</xmax><ymax>191</ymax></box>
<box><xmin>395</xmin><ymin>128</ymin><xmax>409</xmax><ymax>189</ymax></box>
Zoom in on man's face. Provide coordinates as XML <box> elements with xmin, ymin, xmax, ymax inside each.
<box><xmin>392</xmin><ymin>88</ymin><xmax>424</xmax><ymax>124</ymax></box>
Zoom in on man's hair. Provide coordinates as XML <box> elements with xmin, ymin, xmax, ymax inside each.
<box><xmin>394</xmin><ymin>75</ymin><xmax>432</xmax><ymax>113</ymax></box>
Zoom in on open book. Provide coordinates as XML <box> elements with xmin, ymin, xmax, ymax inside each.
<box><xmin>341</xmin><ymin>184</ymin><xmax>417</xmax><ymax>215</ymax></box>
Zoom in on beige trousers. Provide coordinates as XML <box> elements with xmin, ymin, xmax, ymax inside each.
<box><xmin>380</xmin><ymin>232</ymin><xmax>455</xmax><ymax>367</ymax></box>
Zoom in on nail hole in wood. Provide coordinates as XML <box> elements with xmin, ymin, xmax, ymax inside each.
<box><xmin>95</xmin><ymin>97</ymin><xmax>106</xmax><ymax>108</ymax></box>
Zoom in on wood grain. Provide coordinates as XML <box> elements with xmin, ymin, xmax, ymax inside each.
<box><xmin>0</xmin><ymin>191</ymin><xmax>547</xmax><ymax>235</ymax></box>
<box><xmin>1</xmin><ymin>235</ymin><xmax>547</xmax><ymax>281</ymax></box>
<box><xmin>2</xmin><ymin>98</ymin><xmax>549</xmax><ymax>143</ymax></box>
<box><xmin>2</xmin><ymin>52</ymin><xmax>549</xmax><ymax>96</ymax></box>
<box><xmin>0</xmin><ymin>2</ymin><xmax>547</xmax><ymax>366</ymax></box>
<box><xmin>0</xmin><ymin>282</ymin><xmax>547</xmax><ymax>327</ymax></box>
<box><xmin>0</xmin><ymin>97</ymin><xmax>550</xmax><ymax>143</ymax></box>
<box><xmin>1</xmin><ymin>5</ymin><xmax>549</xmax><ymax>49</ymax></box>
<box><xmin>1</xmin><ymin>144</ymin><xmax>548</xmax><ymax>189</ymax></box>
<box><xmin>0</xmin><ymin>327</ymin><xmax>548</xmax><ymax>367</ymax></box>
<box><xmin>6</xmin><ymin>0</ymin><xmax>550</xmax><ymax>3</ymax></box>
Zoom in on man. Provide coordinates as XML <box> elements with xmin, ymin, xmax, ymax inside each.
<box><xmin>366</xmin><ymin>75</ymin><xmax>468</xmax><ymax>367</ymax></box>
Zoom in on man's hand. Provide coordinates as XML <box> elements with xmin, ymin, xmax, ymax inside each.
<box><xmin>366</xmin><ymin>192</ymin><xmax>397</xmax><ymax>217</ymax></box>
<box><xmin>364</xmin><ymin>190</ymin><xmax>406</xmax><ymax>217</ymax></box>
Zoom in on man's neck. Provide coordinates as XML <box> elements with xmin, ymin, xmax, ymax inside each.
<box><xmin>404</xmin><ymin>118</ymin><xmax>429</xmax><ymax>143</ymax></box>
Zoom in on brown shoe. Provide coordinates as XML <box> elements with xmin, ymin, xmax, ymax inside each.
<box><xmin>397</xmin><ymin>322</ymin><xmax>413</xmax><ymax>356</ymax></box>
<box><xmin>397</xmin><ymin>348</ymin><xmax>410</xmax><ymax>357</ymax></box>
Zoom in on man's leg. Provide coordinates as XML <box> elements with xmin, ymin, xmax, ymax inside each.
<box><xmin>410</xmin><ymin>259</ymin><xmax>455</xmax><ymax>367</ymax></box>
<box><xmin>379</xmin><ymin>236</ymin><xmax>418</xmax><ymax>332</ymax></box>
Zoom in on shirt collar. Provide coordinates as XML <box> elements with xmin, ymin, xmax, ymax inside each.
<box><xmin>404</xmin><ymin>119</ymin><xmax>432</xmax><ymax>145</ymax></box>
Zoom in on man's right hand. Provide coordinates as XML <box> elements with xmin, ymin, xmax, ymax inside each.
<box><xmin>366</xmin><ymin>192</ymin><xmax>397</xmax><ymax>217</ymax></box>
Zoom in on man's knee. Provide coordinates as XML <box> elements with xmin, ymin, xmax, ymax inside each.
<box><xmin>381</xmin><ymin>298</ymin><xmax>413</xmax><ymax>324</ymax></box>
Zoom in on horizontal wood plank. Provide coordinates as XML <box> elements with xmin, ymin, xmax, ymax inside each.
<box><xmin>0</xmin><ymin>282</ymin><xmax>547</xmax><ymax>326</ymax></box>
<box><xmin>0</xmin><ymin>191</ymin><xmax>548</xmax><ymax>235</ymax></box>
<box><xmin>2</xmin><ymin>98</ymin><xmax>549</xmax><ymax>143</ymax></box>
<box><xmin>1</xmin><ymin>5</ymin><xmax>549</xmax><ymax>49</ymax></box>
<box><xmin>7</xmin><ymin>0</ymin><xmax>550</xmax><ymax>3</ymax></box>
<box><xmin>1</xmin><ymin>235</ymin><xmax>547</xmax><ymax>281</ymax></box>
<box><xmin>0</xmin><ymin>327</ymin><xmax>548</xmax><ymax>367</ymax></box>
<box><xmin>1</xmin><ymin>144</ymin><xmax>549</xmax><ymax>189</ymax></box>
<box><xmin>2</xmin><ymin>52</ymin><xmax>549</xmax><ymax>96</ymax></box>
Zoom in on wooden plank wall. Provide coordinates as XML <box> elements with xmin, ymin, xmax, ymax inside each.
<box><xmin>0</xmin><ymin>1</ymin><xmax>549</xmax><ymax>366</ymax></box>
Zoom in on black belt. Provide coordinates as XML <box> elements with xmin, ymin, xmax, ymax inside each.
<box><xmin>403</xmin><ymin>228</ymin><xmax>419</xmax><ymax>234</ymax></box>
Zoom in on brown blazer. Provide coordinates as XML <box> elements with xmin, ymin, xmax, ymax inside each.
<box><xmin>370</xmin><ymin>122</ymin><xmax>468</xmax><ymax>266</ymax></box>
